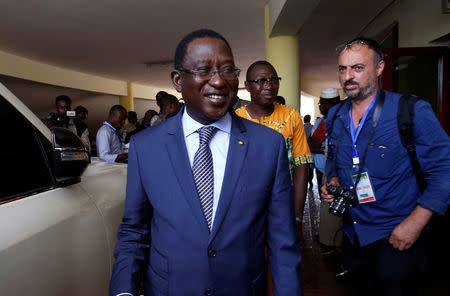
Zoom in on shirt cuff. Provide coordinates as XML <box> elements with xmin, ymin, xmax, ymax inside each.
<box><xmin>116</xmin><ymin>293</ymin><xmax>134</xmax><ymax>296</ymax></box>
<box><xmin>293</xmin><ymin>154</ymin><xmax>313</xmax><ymax>166</ymax></box>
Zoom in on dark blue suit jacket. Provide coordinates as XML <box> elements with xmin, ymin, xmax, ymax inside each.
<box><xmin>110</xmin><ymin>110</ymin><xmax>302</xmax><ymax>296</ymax></box>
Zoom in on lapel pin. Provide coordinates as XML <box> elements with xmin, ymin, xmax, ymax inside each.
<box><xmin>238</xmin><ymin>140</ymin><xmax>244</xmax><ymax>145</ymax></box>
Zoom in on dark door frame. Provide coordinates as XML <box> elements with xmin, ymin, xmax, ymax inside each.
<box><xmin>382</xmin><ymin>47</ymin><xmax>449</xmax><ymax>134</ymax></box>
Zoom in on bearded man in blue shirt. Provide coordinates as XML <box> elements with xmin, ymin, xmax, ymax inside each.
<box><xmin>321</xmin><ymin>37</ymin><xmax>449</xmax><ymax>296</ymax></box>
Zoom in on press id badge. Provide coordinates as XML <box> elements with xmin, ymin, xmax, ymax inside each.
<box><xmin>352</xmin><ymin>171</ymin><xmax>376</xmax><ymax>204</ymax></box>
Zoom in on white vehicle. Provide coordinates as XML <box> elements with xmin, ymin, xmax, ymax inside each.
<box><xmin>0</xmin><ymin>83</ymin><xmax>127</xmax><ymax>295</ymax></box>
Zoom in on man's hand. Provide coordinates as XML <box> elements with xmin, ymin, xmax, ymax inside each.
<box><xmin>115</xmin><ymin>152</ymin><xmax>128</xmax><ymax>163</ymax></box>
<box><xmin>389</xmin><ymin>206</ymin><xmax>433</xmax><ymax>251</ymax></box>
<box><xmin>320</xmin><ymin>176</ymin><xmax>339</xmax><ymax>203</ymax></box>
<box><xmin>296</xmin><ymin>218</ymin><xmax>303</xmax><ymax>238</ymax></box>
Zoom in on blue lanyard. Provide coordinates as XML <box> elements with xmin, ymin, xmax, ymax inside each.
<box><xmin>104</xmin><ymin>122</ymin><xmax>123</xmax><ymax>145</ymax></box>
<box><xmin>349</xmin><ymin>91</ymin><xmax>379</xmax><ymax>162</ymax></box>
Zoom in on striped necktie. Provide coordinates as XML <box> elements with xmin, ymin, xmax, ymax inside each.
<box><xmin>192</xmin><ymin>126</ymin><xmax>218</xmax><ymax>230</ymax></box>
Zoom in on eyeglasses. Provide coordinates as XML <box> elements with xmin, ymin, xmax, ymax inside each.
<box><xmin>246</xmin><ymin>77</ymin><xmax>282</xmax><ymax>86</ymax></box>
<box><xmin>177</xmin><ymin>66</ymin><xmax>241</xmax><ymax>81</ymax></box>
<box><xmin>336</xmin><ymin>40</ymin><xmax>367</xmax><ymax>55</ymax></box>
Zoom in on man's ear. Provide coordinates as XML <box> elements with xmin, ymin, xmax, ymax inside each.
<box><xmin>376</xmin><ymin>60</ymin><xmax>385</xmax><ymax>77</ymax></box>
<box><xmin>244</xmin><ymin>81</ymin><xmax>250</xmax><ymax>93</ymax></box>
<box><xmin>171</xmin><ymin>71</ymin><xmax>182</xmax><ymax>93</ymax></box>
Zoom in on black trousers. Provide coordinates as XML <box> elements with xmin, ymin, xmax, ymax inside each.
<box><xmin>343</xmin><ymin>235</ymin><xmax>426</xmax><ymax>296</ymax></box>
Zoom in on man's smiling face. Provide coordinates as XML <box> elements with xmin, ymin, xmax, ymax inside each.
<box><xmin>172</xmin><ymin>37</ymin><xmax>238</xmax><ymax>125</ymax></box>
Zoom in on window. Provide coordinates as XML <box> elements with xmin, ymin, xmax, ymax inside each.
<box><xmin>0</xmin><ymin>96</ymin><xmax>54</xmax><ymax>201</ymax></box>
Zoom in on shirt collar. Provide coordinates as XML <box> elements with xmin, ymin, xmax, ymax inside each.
<box><xmin>182</xmin><ymin>108</ymin><xmax>232</xmax><ymax>138</ymax></box>
<box><xmin>103</xmin><ymin>121</ymin><xmax>116</xmax><ymax>131</ymax></box>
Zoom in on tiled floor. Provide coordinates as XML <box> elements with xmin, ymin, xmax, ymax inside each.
<box><xmin>300</xmin><ymin>175</ymin><xmax>450</xmax><ymax>296</ymax></box>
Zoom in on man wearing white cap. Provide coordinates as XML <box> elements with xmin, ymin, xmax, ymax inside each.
<box><xmin>309</xmin><ymin>88</ymin><xmax>342</xmax><ymax>249</ymax></box>
<box><xmin>310</xmin><ymin>88</ymin><xmax>341</xmax><ymax>191</ymax></box>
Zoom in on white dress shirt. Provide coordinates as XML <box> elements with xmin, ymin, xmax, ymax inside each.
<box><xmin>96</xmin><ymin>121</ymin><xmax>123</xmax><ymax>163</ymax></box>
<box><xmin>182</xmin><ymin>109</ymin><xmax>231</xmax><ymax>229</ymax></box>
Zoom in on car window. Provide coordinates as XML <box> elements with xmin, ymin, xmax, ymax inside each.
<box><xmin>0</xmin><ymin>96</ymin><xmax>54</xmax><ymax>202</ymax></box>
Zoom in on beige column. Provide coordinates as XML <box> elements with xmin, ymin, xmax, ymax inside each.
<box><xmin>264</xmin><ymin>5</ymin><xmax>301</xmax><ymax>110</ymax></box>
<box><xmin>119</xmin><ymin>82</ymin><xmax>134</xmax><ymax>112</ymax></box>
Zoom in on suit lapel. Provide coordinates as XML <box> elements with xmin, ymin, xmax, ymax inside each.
<box><xmin>165</xmin><ymin>112</ymin><xmax>210</xmax><ymax>234</ymax></box>
<box><xmin>209</xmin><ymin>115</ymin><xmax>248</xmax><ymax>242</ymax></box>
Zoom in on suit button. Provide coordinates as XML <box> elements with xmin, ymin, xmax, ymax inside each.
<box><xmin>205</xmin><ymin>288</ymin><xmax>212</xmax><ymax>295</ymax></box>
<box><xmin>208</xmin><ymin>249</ymin><xmax>217</xmax><ymax>257</ymax></box>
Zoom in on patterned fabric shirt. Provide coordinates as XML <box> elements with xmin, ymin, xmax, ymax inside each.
<box><xmin>236</xmin><ymin>103</ymin><xmax>313</xmax><ymax>179</ymax></box>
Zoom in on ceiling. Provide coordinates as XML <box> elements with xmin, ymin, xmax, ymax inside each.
<box><xmin>0</xmin><ymin>0</ymin><xmax>394</xmax><ymax>96</ymax></box>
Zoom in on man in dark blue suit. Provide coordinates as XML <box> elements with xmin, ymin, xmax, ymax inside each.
<box><xmin>110</xmin><ymin>29</ymin><xmax>302</xmax><ymax>296</ymax></box>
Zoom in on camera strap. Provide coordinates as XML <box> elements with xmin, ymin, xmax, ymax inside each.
<box><xmin>331</xmin><ymin>90</ymin><xmax>386</xmax><ymax>188</ymax></box>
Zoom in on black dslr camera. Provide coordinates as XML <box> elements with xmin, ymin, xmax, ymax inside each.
<box><xmin>46</xmin><ymin>111</ymin><xmax>76</xmax><ymax>128</ymax></box>
<box><xmin>326</xmin><ymin>184</ymin><xmax>358</xmax><ymax>216</ymax></box>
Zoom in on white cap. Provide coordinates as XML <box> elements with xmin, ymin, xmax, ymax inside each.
<box><xmin>320</xmin><ymin>88</ymin><xmax>339</xmax><ymax>99</ymax></box>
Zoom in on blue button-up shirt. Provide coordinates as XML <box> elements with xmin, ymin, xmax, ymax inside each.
<box><xmin>325</xmin><ymin>91</ymin><xmax>450</xmax><ymax>246</ymax></box>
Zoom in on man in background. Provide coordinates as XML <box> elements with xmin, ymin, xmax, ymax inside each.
<box><xmin>236</xmin><ymin>60</ymin><xmax>312</xmax><ymax>229</ymax></box>
<box><xmin>152</xmin><ymin>94</ymin><xmax>180</xmax><ymax>126</ymax></box>
<box><xmin>45</xmin><ymin>95</ymin><xmax>90</xmax><ymax>150</ymax></box>
<box><xmin>309</xmin><ymin>88</ymin><xmax>343</xmax><ymax>253</ymax></box>
<box><xmin>96</xmin><ymin>105</ymin><xmax>128</xmax><ymax>163</ymax></box>
<box><xmin>73</xmin><ymin>105</ymin><xmax>91</xmax><ymax>152</ymax></box>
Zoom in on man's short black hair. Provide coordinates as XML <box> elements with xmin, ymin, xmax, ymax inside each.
<box><xmin>163</xmin><ymin>94</ymin><xmax>179</xmax><ymax>107</ymax></box>
<box><xmin>246</xmin><ymin>60</ymin><xmax>275</xmax><ymax>81</ymax></box>
<box><xmin>304</xmin><ymin>114</ymin><xmax>311</xmax><ymax>123</ymax></box>
<box><xmin>127</xmin><ymin>111</ymin><xmax>137</xmax><ymax>121</ymax></box>
<box><xmin>109</xmin><ymin>105</ymin><xmax>126</xmax><ymax>116</ymax></box>
<box><xmin>55</xmin><ymin>95</ymin><xmax>71</xmax><ymax>106</ymax></box>
<box><xmin>275</xmin><ymin>96</ymin><xmax>285</xmax><ymax>105</ymax></box>
<box><xmin>74</xmin><ymin>105</ymin><xmax>88</xmax><ymax>115</ymax></box>
<box><xmin>345</xmin><ymin>37</ymin><xmax>384</xmax><ymax>65</ymax></box>
<box><xmin>156</xmin><ymin>91</ymin><xmax>168</xmax><ymax>108</ymax></box>
<box><xmin>174</xmin><ymin>29</ymin><xmax>232</xmax><ymax>70</ymax></box>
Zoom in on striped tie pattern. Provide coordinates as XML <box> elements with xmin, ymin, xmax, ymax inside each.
<box><xmin>192</xmin><ymin>126</ymin><xmax>218</xmax><ymax>230</ymax></box>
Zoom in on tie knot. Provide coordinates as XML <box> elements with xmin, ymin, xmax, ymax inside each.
<box><xmin>198</xmin><ymin>126</ymin><xmax>218</xmax><ymax>145</ymax></box>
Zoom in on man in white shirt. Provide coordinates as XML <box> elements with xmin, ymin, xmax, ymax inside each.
<box><xmin>96</xmin><ymin>105</ymin><xmax>128</xmax><ymax>163</ymax></box>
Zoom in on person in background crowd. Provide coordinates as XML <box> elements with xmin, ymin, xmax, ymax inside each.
<box><xmin>310</xmin><ymin>88</ymin><xmax>341</xmax><ymax>197</ymax></box>
<box><xmin>303</xmin><ymin>114</ymin><xmax>312</xmax><ymax>138</ymax></box>
<box><xmin>303</xmin><ymin>114</ymin><xmax>313</xmax><ymax>190</ymax></box>
<box><xmin>321</xmin><ymin>37</ymin><xmax>450</xmax><ymax>296</ymax></box>
<box><xmin>73</xmin><ymin>105</ymin><xmax>91</xmax><ymax>152</ymax></box>
<box><xmin>308</xmin><ymin>88</ymin><xmax>343</xmax><ymax>256</ymax></box>
<box><xmin>122</xmin><ymin>111</ymin><xmax>138</xmax><ymax>143</ymax></box>
<box><xmin>96</xmin><ymin>105</ymin><xmax>128</xmax><ymax>163</ymax></box>
<box><xmin>149</xmin><ymin>90</ymin><xmax>169</xmax><ymax>126</ymax></box>
<box><xmin>124</xmin><ymin>111</ymin><xmax>138</xmax><ymax>132</ymax></box>
<box><xmin>124</xmin><ymin>109</ymin><xmax>157</xmax><ymax>144</ymax></box>
<box><xmin>45</xmin><ymin>95</ymin><xmax>90</xmax><ymax>150</ymax></box>
<box><xmin>110</xmin><ymin>29</ymin><xmax>302</xmax><ymax>296</ymax></box>
<box><xmin>152</xmin><ymin>94</ymin><xmax>180</xmax><ymax>126</ymax></box>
